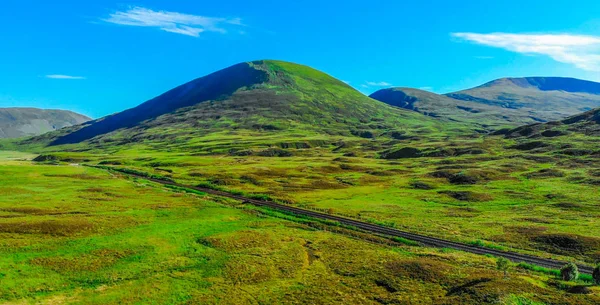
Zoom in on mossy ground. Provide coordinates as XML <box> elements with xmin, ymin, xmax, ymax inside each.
<box><xmin>1</xmin><ymin>152</ymin><xmax>598</xmax><ymax>304</ymax></box>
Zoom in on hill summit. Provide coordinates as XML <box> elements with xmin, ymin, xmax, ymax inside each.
<box><xmin>27</xmin><ymin>60</ymin><xmax>448</xmax><ymax>149</ymax></box>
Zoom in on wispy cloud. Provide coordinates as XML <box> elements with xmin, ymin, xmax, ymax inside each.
<box><xmin>419</xmin><ymin>86</ymin><xmax>433</xmax><ymax>91</ymax></box>
<box><xmin>365</xmin><ymin>81</ymin><xmax>393</xmax><ymax>87</ymax></box>
<box><xmin>452</xmin><ymin>32</ymin><xmax>600</xmax><ymax>71</ymax></box>
<box><xmin>102</xmin><ymin>6</ymin><xmax>243</xmax><ymax>37</ymax></box>
<box><xmin>474</xmin><ymin>56</ymin><xmax>494</xmax><ymax>60</ymax></box>
<box><xmin>45</xmin><ymin>74</ymin><xmax>86</xmax><ymax>80</ymax></box>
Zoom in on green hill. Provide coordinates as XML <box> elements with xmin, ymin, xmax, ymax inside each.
<box><xmin>0</xmin><ymin>108</ymin><xmax>90</xmax><ymax>138</ymax></box>
<box><xmin>503</xmin><ymin>107</ymin><xmax>600</xmax><ymax>139</ymax></box>
<box><xmin>15</xmin><ymin>60</ymin><xmax>462</xmax><ymax>152</ymax></box>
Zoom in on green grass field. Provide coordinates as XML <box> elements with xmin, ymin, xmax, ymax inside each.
<box><xmin>35</xmin><ymin>130</ymin><xmax>600</xmax><ymax>267</ymax></box>
<box><xmin>1</xmin><ymin>152</ymin><xmax>598</xmax><ymax>304</ymax></box>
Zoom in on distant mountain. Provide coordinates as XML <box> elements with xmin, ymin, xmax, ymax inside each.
<box><xmin>446</xmin><ymin>77</ymin><xmax>600</xmax><ymax>122</ymax></box>
<box><xmin>369</xmin><ymin>88</ymin><xmax>525</xmax><ymax>129</ymax></box>
<box><xmin>19</xmin><ymin>60</ymin><xmax>454</xmax><ymax>150</ymax></box>
<box><xmin>0</xmin><ymin>108</ymin><xmax>90</xmax><ymax>138</ymax></box>
<box><xmin>371</xmin><ymin>77</ymin><xmax>600</xmax><ymax>129</ymax></box>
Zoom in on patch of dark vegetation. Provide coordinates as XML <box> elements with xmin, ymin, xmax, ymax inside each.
<box><xmin>490</xmin><ymin>128</ymin><xmax>512</xmax><ymax>136</ymax></box>
<box><xmin>256</xmin><ymin>148</ymin><xmax>293</xmax><ymax>157</ymax></box>
<box><xmin>410</xmin><ymin>181</ymin><xmax>435</xmax><ymax>190</ymax></box>
<box><xmin>385</xmin><ymin>259</ymin><xmax>450</xmax><ymax>284</ymax></box>
<box><xmin>524</xmin><ymin>168</ymin><xmax>565</xmax><ymax>179</ymax></box>
<box><xmin>559</xmin><ymin>148</ymin><xmax>594</xmax><ymax>156</ymax></box>
<box><xmin>339</xmin><ymin>163</ymin><xmax>369</xmax><ymax>171</ymax></box>
<box><xmin>388</xmin><ymin>131</ymin><xmax>415</xmax><ymax>140</ymax></box>
<box><xmin>332</xmin><ymin>157</ymin><xmax>352</xmax><ymax>163</ymax></box>
<box><xmin>588</xmin><ymin>169</ymin><xmax>600</xmax><ymax>177</ymax></box>
<box><xmin>446</xmin><ymin>278</ymin><xmax>493</xmax><ymax>297</ymax></box>
<box><xmin>380</xmin><ymin>146</ymin><xmax>485</xmax><ymax>160</ymax></box>
<box><xmin>439</xmin><ymin>191</ymin><xmax>492</xmax><ymax>202</ymax></box>
<box><xmin>33</xmin><ymin>154</ymin><xmax>59</xmax><ymax>162</ymax></box>
<box><xmin>278</xmin><ymin>142</ymin><xmax>318</xmax><ymax>149</ymax></box>
<box><xmin>430</xmin><ymin>170</ymin><xmax>480</xmax><ymax>185</ymax></box>
<box><xmin>308</xmin><ymin>180</ymin><xmax>345</xmax><ymax>190</ymax></box>
<box><xmin>430</xmin><ymin>170</ymin><xmax>455</xmax><ymax>179</ymax></box>
<box><xmin>568</xmin><ymin>285</ymin><xmax>592</xmax><ymax>295</ymax></box>
<box><xmin>510</xmin><ymin>141</ymin><xmax>550</xmax><ymax>151</ymax></box>
<box><xmin>541</xmin><ymin>130</ymin><xmax>568</xmax><ymax>137</ymax></box>
<box><xmin>436</xmin><ymin>165</ymin><xmax>476</xmax><ymax>170</ymax></box>
<box><xmin>366</xmin><ymin>170</ymin><xmax>402</xmax><ymax>176</ymax></box>
<box><xmin>518</xmin><ymin>154</ymin><xmax>556</xmax><ymax>163</ymax></box>
<box><xmin>504</xmin><ymin>226</ymin><xmax>548</xmax><ymax>236</ymax></box>
<box><xmin>239</xmin><ymin>174</ymin><xmax>262</xmax><ymax>185</ymax></box>
<box><xmin>187</xmin><ymin>171</ymin><xmax>204</xmax><ymax>177</ymax></box>
<box><xmin>448</xmin><ymin>173</ymin><xmax>479</xmax><ymax>185</ymax></box>
<box><xmin>533</xmin><ymin>233</ymin><xmax>600</xmax><ymax>256</ymax></box>
<box><xmin>229</xmin><ymin>149</ymin><xmax>254</xmax><ymax>156</ymax></box>
<box><xmin>425</xmin><ymin>147</ymin><xmax>485</xmax><ymax>157</ymax></box>
<box><xmin>554</xmin><ymin>202</ymin><xmax>585</xmax><ymax>210</ymax></box>
<box><xmin>520</xmin><ymin>217</ymin><xmax>552</xmax><ymax>224</ymax></box>
<box><xmin>373</xmin><ymin>279</ymin><xmax>398</xmax><ymax>293</ymax></box>
<box><xmin>351</xmin><ymin>130</ymin><xmax>375</xmax><ymax>139</ymax></box>
<box><xmin>251</xmin><ymin>123</ymin><xmax>284</xmax><ymax>131</ymax></box>
<box><xmin>98</xmin><ymin>160</ymin><xmax>123</xmax><ymax>165</ymax></box>
<box><xmin>380</xmin><ymin>147</ymin><xmax>421</xmax><ymax>159</ymax></box>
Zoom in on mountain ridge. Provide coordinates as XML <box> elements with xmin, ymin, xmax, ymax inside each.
<box><xmin>370</xmin><ymin>77</ymin><xmax>600</xmax><ymax>128</ymax></box>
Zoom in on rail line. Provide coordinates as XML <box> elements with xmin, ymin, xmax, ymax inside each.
<box><xmin>99</xmin><ymin>167</ymin><xmax>593</xmax><ymax>275</ymax></box>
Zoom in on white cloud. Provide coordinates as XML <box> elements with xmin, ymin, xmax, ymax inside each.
<box><xmin>452</xmin><ymin>32</ymin><xmax>600</xmax><ymax>72</ymax></box>
<box><xmin>45</xmin><ymin>75</ymin><xmax>86</xmax><ymax>80</ymax></box>
<box><xmin>103</xmin><ymin>6</ymin><xmax>243</xmax><ymax>37</ymax></box>
<box><xmin>419</xmin><ymin>86</ymin><xmax>433</xmax><ymax>91</ymax></box>
<box><xmin>365</xmin><ymin>81</ymin><xmax>393</xmax><ymax>87</ymax></box>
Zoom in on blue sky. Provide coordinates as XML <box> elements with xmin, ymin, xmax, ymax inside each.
<box><xmin>1</xmin><ymin>0</ymin><xmax>600</xmax><ymax>118</ymax></box>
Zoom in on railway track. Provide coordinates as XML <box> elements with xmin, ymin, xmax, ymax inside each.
<box><xmin>99</xmin><ymin>167</ymin><xmax>593</xmax><ymax>275</ymax></box>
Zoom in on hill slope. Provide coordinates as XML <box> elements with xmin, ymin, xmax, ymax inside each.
<box><xmin>0</xmin><ymin>108</ymin><xmax>90</xmax><ymax>138</ymax></box>
<box><xmin>503</xmin><ymin>107</ymin><xmax>600</xmax><ymax>139</ymax></box>
<box><xmin>446</xmin><ymin>77</ymin><xmax>600</xmax><ymax>122</ymax></box>
<box><xmin>18</xmin><ymin>60</ymin><xmax>458</xmax><ymax>151</ymax></box>
<box><xmin>369</xmin><ymin>88</ymin><xmax>525</xmax><ymax>129</ymax></box>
